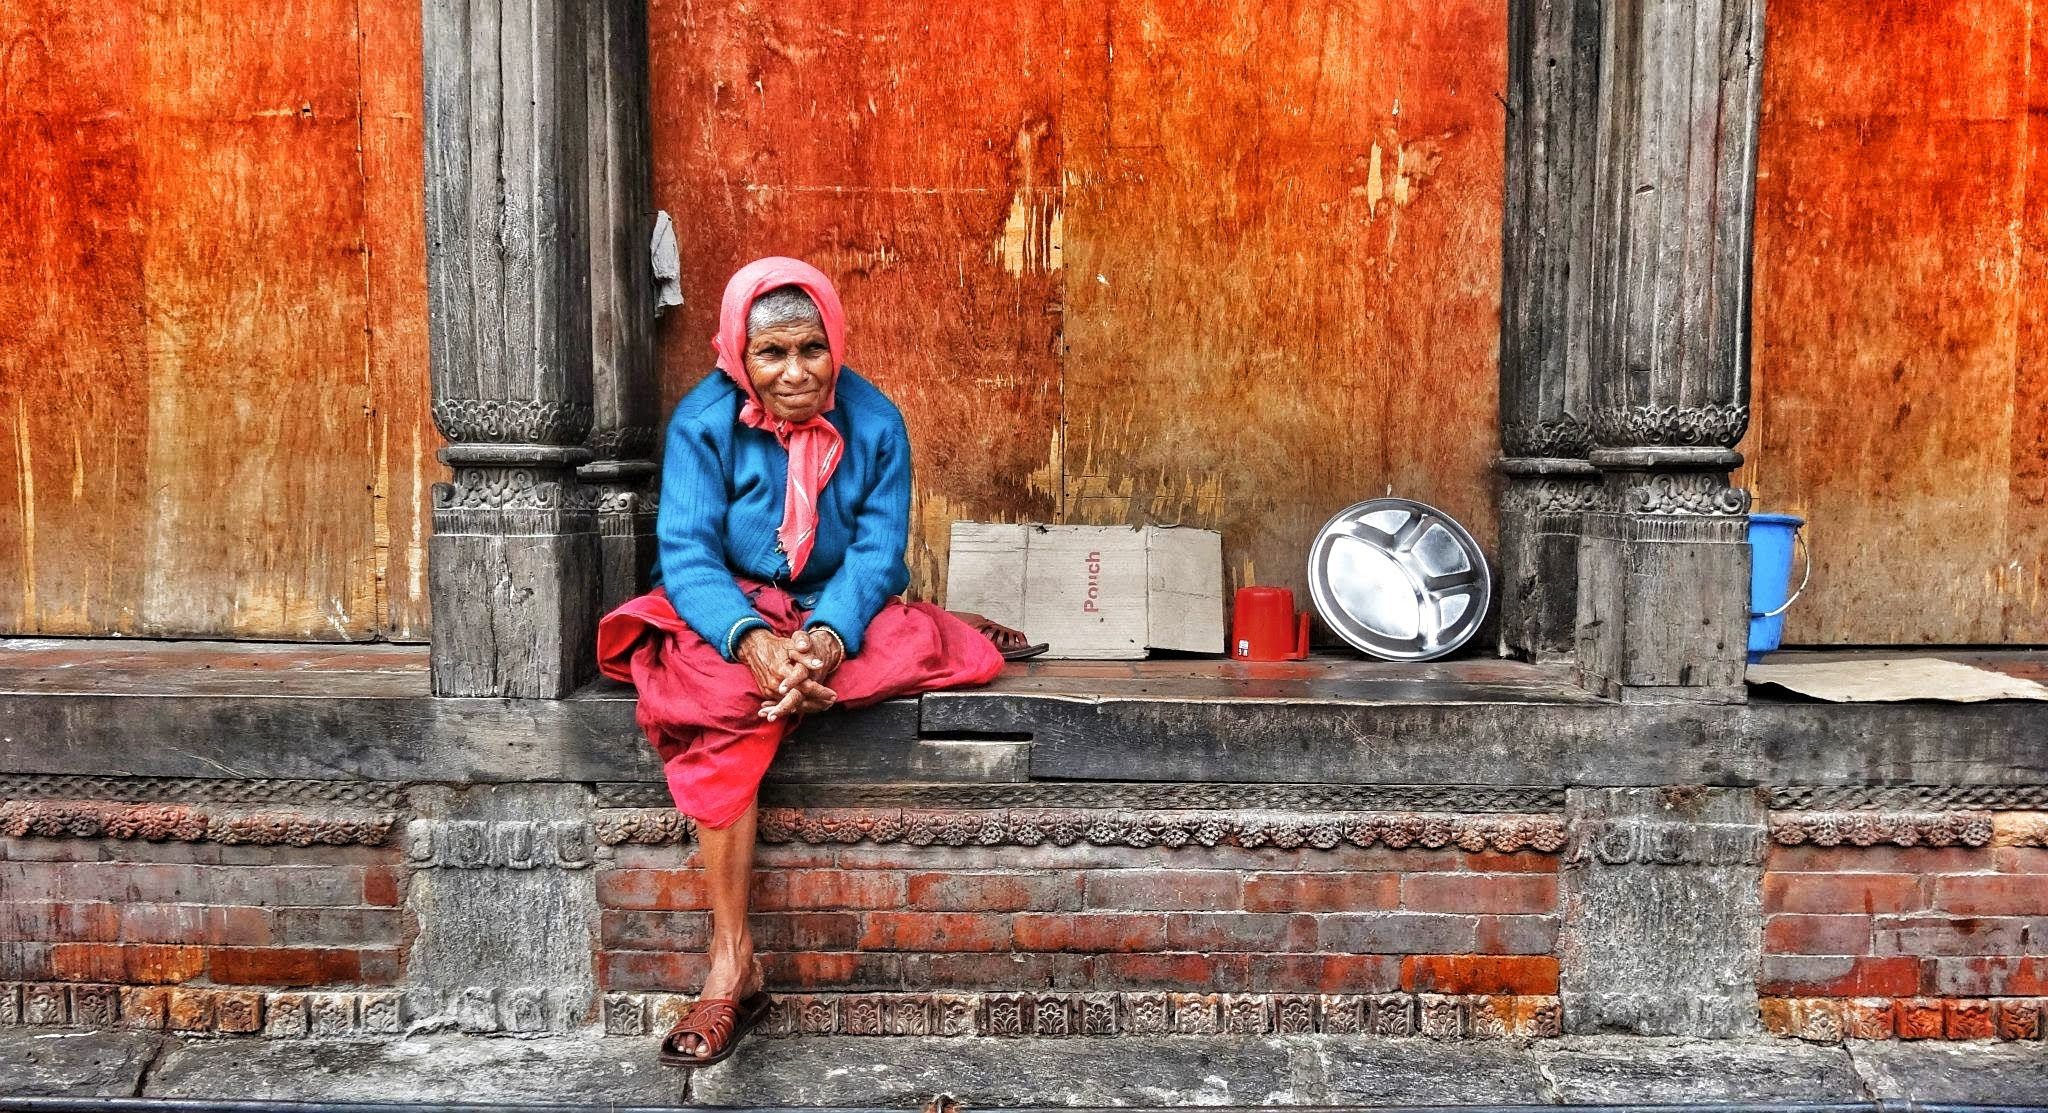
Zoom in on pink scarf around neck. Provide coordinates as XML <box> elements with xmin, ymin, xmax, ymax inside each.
<box><xmin>711</xmin><ymin>257</ymin><xmax>850</xmax><ymax>579</ymax></box>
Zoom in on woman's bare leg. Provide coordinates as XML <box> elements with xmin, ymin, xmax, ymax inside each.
<box><xmin>680</xmin><ymin>802</ymin><xmax>764</xmax><ymax>1054</ymax></box>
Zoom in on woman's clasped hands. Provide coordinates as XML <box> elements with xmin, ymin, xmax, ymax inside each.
<box><xmin>736</xmin><ymin>626</ymin><xmax>846</xmax><ymax>721</ymax></box>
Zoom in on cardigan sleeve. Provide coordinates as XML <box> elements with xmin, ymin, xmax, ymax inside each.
<box><xmin>655</xmin><ymin>413</ymin><xmax>769</xmax><ymax>661</ymax></box>
<box><xmin>804</xmin><ymin>407</ymin><xmax>913</xmax><ymax>657</ymax></box>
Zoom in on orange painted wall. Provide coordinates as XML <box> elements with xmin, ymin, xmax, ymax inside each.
<box><xmin>2</xmin><ymin>0</ymin><xmax>2041</xmax><ymax>644</ymax></box>
<box><xmin>1745</xmin><ymin>0</ymin><xmax>2048</xmax><ymax>643</ymax></box>
<box><xmin>0</xmin><ymin>0</ymin><xmax>436</xmax><ymax>640</ymax></box>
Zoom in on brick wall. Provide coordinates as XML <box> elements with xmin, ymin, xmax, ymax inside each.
<box><xmin>1759</xmin><ymin>820</ymin><xmax>2048</xmax><ymax>1041</ymax></box>
<box><xmin>0</xmin><ymin>836</ymin><xmax>408</xmax><ymax>1024</ymax></box>
<box><xmin>595</xmin><ymin>841</ymin><xmax>1561</xmax><ymax>1001</ymax></box>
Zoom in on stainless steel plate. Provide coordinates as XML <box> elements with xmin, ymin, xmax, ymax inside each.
<box><xmin>1306</xmin><ymin>498</ymin><xmax>1492</xmax><ymax>661</ymax></box>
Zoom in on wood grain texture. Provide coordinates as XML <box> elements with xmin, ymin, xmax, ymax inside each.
<box><xmin>646</xmin><ymin>0</ymin><xmax>1067</xmax><ymax>600</ymax></box>
<box><xmin>0</xmin><ymin>0</ymin><xmax>433</xmax><ymax>640</ymax></box>
<box><xmin>0</xmin><ymin>3</ymin><xmax>151</xmax><ymax>635</ymax></box>
<box><xmin>1059</xmin><ymin>0</ymin><xmax>1504</xmax><ymax>606</ymax></box>
<box><xmin>362</xmin><ymin>0</ymin><xmax>439</xmax><ymax>640</ymax></box>
<box><xmin>1747</xmin><ymin>0</ymin><xmax>2039</xmax><ymax>644</ymax></box>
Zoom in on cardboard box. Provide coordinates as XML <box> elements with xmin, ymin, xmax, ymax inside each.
<box><xmin>945</xmin><ymin>523</ymin><xmax>1225</xmax><ymax>659</ymax></box>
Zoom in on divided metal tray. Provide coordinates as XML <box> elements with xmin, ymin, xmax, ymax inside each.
<box><xmin>1306</xmin><ymin>497</ymin><xmax>1491</xmax><ymax>661</ymax></box>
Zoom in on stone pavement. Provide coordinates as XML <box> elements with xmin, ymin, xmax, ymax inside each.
<box><xmin>2</xmin><ymin>1029</ymin><xmax>2046</xmax><ymax>1107</ymax></box>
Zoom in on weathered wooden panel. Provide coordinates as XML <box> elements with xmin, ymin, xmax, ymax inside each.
<box><xmin>0</xmin><ymin>0</ymin><xmax>433</xmax><ymax>640</ymax></box>
<box><xmin>2006</xmin><ymin>9</ymin><xmax>2048</xmax><ymax>639</ymax></box>
<box><xmin>0</xmin><ymin>4</ymin><xmax>150</xmax><ymax>635</ymax></box>
<box><xmin>362</xmin><ymin>0</ymin><xmax>439</xmax><ymax>640</ymax></box>
<box><xmin>646</xmin><ymin>0</ymin><xmax>1067</xmax><ymax>599</ymax></box>
<box><xmin>1060</xmin><ymin>0</ymin><xmax>1504</xmax><ymax>605</ymax></box>
<box><xmin>1748</xmin><ymin>0</ymin><xmax>2037</xmax><ymax>644</ymax></box>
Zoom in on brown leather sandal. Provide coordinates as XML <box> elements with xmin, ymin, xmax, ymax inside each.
<box><xmin>658</xmin><ymin>990</ymin><xmax>772</xmax><ymax>1069</ymax></box>
<box><xmin>951</xmin><ymin>611</ymin><xmax>1049</xmax><ymax>660</ymax></box>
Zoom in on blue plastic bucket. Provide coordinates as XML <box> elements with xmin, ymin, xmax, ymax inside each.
<box><xmin>1747</xmin><ymin>512</ymin><xmax>1807</xmax><ymax>663</ymax></box>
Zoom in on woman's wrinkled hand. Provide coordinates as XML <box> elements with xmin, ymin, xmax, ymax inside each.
<box><xmin>738</xmin><ymin>627</ymin><xmax>841</xmax><ymax>722</ymax></box>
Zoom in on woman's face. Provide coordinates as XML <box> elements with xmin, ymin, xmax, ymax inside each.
<box><xmin>743</xmin><ymin>319</ymin><xmax>833</xmax><ymax>424</ymax></box>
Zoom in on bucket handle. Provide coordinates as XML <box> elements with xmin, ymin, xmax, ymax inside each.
<box><xmin>1754</xmin><ymin>530</ymin><xmax>1811</xmax><ymax>619</ymax></box>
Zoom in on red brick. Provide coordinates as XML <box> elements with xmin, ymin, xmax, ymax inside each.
<box><xmin>118</xmin><ymin>904</ymin><xmax>274</xmax><ymax>946</ymax></box>
<box><xmin>1165</xmin><ymin>912</ymin><xmax>1316</xmax><ymax>952</ymax></box>
<box><xmin>751</xmin><ymin>912</ymin><xmax>862</xmax><ymax>951</ymax></box>
<box><xmin>1763</xmin><ymin>914</ymin><xmax>1871</xmax><ymax>955</ymax></box>
<box><xmin>362</xmin><ymin>867</ymin><xmax>403</xmax><ymax>907</ymax></box>
<box><xmin>599</xmin><ymin>949</ymin><xmax>707</xmax><ymax>992</ymax></box>
<box><xmin>920</xmin><ymin>951</ymin><xmax>1064</xmax><ymax>989</ymax></box>
<box><xmin>906</xmin><ymin>872</ymin><xmax>1081</xmax><ymax>912</ymax></box>
<box><xmin>1946</xmin><ymin>998</ymin><xmax>1996</xmax><ymax>1039</ymax></box>
<box><xmin>1318</xmin><ymin>912</ymin><xmax>1478</xmax><ymax>954</ymax></box>
<box><xmin>272</xmin><ymin>907</ymin><xmax>401</xmax><ymax>947</ymax></box>
<box><xmin>1400</xmin><ymin>954</ymin><xmax>1559</xmax><ymax>995</ymax></box>
<box><xmin>1995</xmin><ymin>999</ymin><xmax>2044</xmax><ymax>1040</ymax></box>
<box><xmin>1083</xmin><ymin>871</ymin><xmax>1241</xmax><ymax>911</ymax></box>
<box><xmin>207</xmin><ymin>947</ymin><xmax>364</xmax><ymax>987</ymax></box>
<box><xmin>1474</xmin><ymin>914</ymin><xmax>1558</xmax><ymax>955</ymax></box>
<box><xmin>1767</xmin><ymin>846</ymin><xmax>1991</xmax><ymax>874</ymax></box>
<box><xmin>1760</xmin><ymin>997</ymin><xmax>1797</xmax><ymax>1037</ymax></box>
<box><xmin>759</xmin><ymin>950</ymin><xmax>907</xmax><ymax>989</ymax></box>
<box><xmin>1089</xmin><ymin>952</ymin><xmax>1230</xmax><ymax>990</ymax></box>
<box><xmin>50</xmin><ymin>943</ymin><xmax>206</xmax><ymax>984</ymax></box>
<box><xmin>1871</xmin><ymin>914</ymin><xmax>2033</xmax><ymax>957</ymax></box>
<box><xmin>1460</xmin><ymin>852</ymin><xmax>1559</xmax><ymax>874</ymax></box>
<box><xmin>599</xmin><ymin>910</ymin><xmax>711</xmax><ymax>951</ymax></box>
<box><xmin>1764</xmin><ymin>872</ymin><xmax>1925</xmax><ymax>915</ymax></box>
<box><xmin>1401</xmin><ymin>874</ymin><xmax>1557</xmax><ymax>915</ymax></box>
<box><xmin>1926</xmin><ymin>956</ymin><xmax>2048</xmax><ymax>996</ymax></box>
<box><xmin>1242</xmin><ymin>873</ymin><xmax>1399</xmax><ymax>913</ymax></box>
<box><xmin>1994</xmin><ymin>847</ymin><xmax>2048</xmax><ymax>873</ymax></box>
<box><xmin>1012</xmin><ymin>913</ymin><xmax>1164</xmax><ymax>953</ymax></box>
<box><xmin>1244</xmin><ymin>953</ymin><xmax>1401</xmax><ymax>994</ymax></box>
<box><xmin>754</xmin><ymin>870</ymin><xmax>905</xmax><ymax>911</ymax></box>
<box><xmin>356</xmin><ymin>948</ymin><xmax>404</xmax><ymax>984</ymax></box>
<box><xmin>1840</xmin><ymin>998</ymin><xmax>1896</xmax><ymax>1039</ymax></box>
<box><xmin>2</xmin><ymin>902</ymin><xmax>120</xmax><ymax>942</ymax></box>
<box><xmin>596</xmin><ymin>869</ymin><xmax>704</xmax><ymax>911</ymax></box>
<box><xmin>859</xmin><ymin>913</ymin><xmax>1012</xmax><ymax>952</ymax></box>
<box><xmin>1933</xmin><ymin>875</ymin><xmax>2048</xmax><ymax>916</ymax></box>
<box><xmin>1760</xmin><ymin>955</ymin><xmax>1922</xmax><ymax>997</ymax></box>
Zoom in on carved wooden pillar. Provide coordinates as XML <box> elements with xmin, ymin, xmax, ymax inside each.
<box><xmin>1575</xmin><ymin>0</ymin><xmax>1765</xmax><ymax>702</ymax></box>
<box><xmin>579</xmin><ymin>0</ymin><xmax>661</xmax><ymax>612</ymax></box>
<box><xmin>1498</xmin><ymin>0</ymin><xmax>1603</xmax><ymax>661</ymax></box>
<box><xmin>422</xmin><ymin>0</ymin><xmax>598</xmax><ymax>697</ymax></box>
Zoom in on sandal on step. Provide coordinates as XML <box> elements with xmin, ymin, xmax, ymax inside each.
<box><xmin>952</xmin><ymin>611</ymin><xmax>1050</xmax><ymax>661</ymax></box>
<box><xmin>658</xmin><ymin>990</ymin><xmax>773</xmax><ymax>1069</ymax></box>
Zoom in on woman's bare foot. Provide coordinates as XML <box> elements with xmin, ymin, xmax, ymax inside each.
<box><xmin>675</xmin><ymin>938</ymin><xmax>764</xmax><ymax>1057</ymax></box>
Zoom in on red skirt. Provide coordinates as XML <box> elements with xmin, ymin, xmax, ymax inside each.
<box><xmin>597</xmin><ymin>581</ymin><xmax>1003</xmax><ymax>829</ymax></box>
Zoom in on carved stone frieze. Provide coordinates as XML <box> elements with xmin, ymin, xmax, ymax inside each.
<box><xmin>1767</xmin><ymin>811</ymin><xmax>2001</xmax><ymax>849</ymax></box>
<box><xmin>0</xmin><ymin>776</ymin><xmax>403</xmax><ymax>809</ymax></box>
<box><xmin>433</xmin><ymin>399</ymin><xmax>594</xmax><ymax>445</ymax></box>
<box><xmin>591</xmin><ymin>806</ymin><xmax>1568</xmax><ymax>854</ymax></box>
<box><xmin>1619</xmin><ymin>472</ymin><xmax>1752</xmax><ymax>517</ymax></box>
<box><xmin>403</xmin><ymin>819</ymin><xmax>595</xmax><ymax>869</ymax></box>
<box><xmin>1593</xmin><ymin>403</ymin><xmax>1750</xmax><ymax>448</ymax></box>
<box><xmin>0</xmin><ymin>800</ymin><xmax>394</xmax><ymax>846</ymax></box>
<box><xmin>596</xmin><ymin>781</ymin><xmax>1569</xmax><ymax>814</ymax></box>
<box><xmin>1771</xmin><ymin>785</ymin><xmax>2048</xmax><ymax>812</ymax></box>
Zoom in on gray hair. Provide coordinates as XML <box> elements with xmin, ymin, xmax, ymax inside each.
<box><xmin>746</xmin><ymin>285</ymin><xmax>823</xmax><ymax>337</ymax></box>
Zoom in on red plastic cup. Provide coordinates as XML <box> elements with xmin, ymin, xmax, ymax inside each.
<box><xmin>1231</xmin><ymin>586</ymin><xmax>1311</xmax><ymax>661</ymax></box>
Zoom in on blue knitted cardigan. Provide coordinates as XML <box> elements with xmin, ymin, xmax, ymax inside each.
<box><xmin>652</xmin><ymin>367</ymin><xmax>912</xmax><ymax>660</ymax></box>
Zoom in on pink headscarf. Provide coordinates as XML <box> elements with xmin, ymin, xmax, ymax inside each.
<box><xmin>711</xmin><ymin>257</ymin><xmax>849</xmax><ymax>578</ymax></box>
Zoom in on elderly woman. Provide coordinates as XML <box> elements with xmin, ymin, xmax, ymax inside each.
<box><xmin>597</xmin><ymin>257</ymin><xmax>1023</xmax><ymax>1067</ymax></box>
